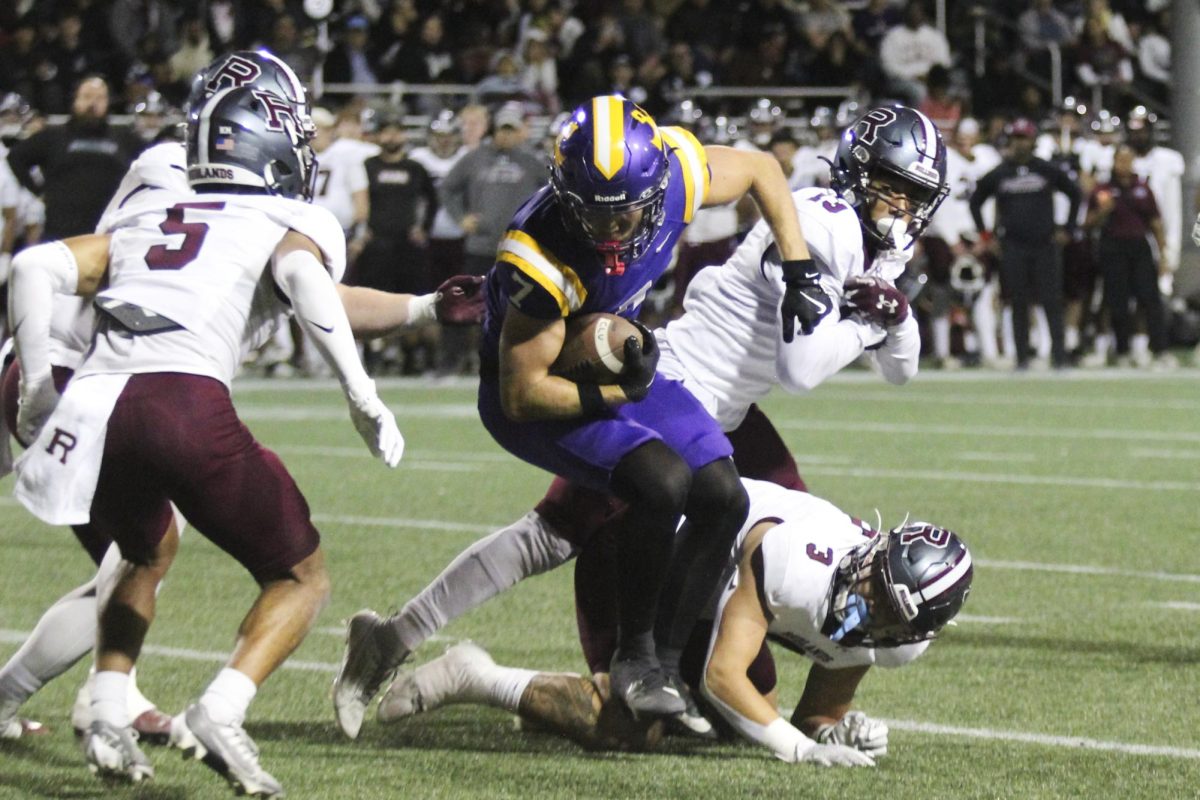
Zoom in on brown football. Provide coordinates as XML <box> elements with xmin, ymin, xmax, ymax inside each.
<box><xmin>551</xmin><ymin>313</ymin><xmax>642</xmax><ymax>384</ymax></box>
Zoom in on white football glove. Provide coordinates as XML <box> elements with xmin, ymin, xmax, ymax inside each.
<box><xmin>1192</xmin><ymin>212</ymin><xmax>1200</xmax><ymax>248</ymax></box>
<box><xmin>814</xmin><ymin>711</ymin><xmax>889</xmax><ymax>758</ymax></box>
<box><xmin>17</xmin><ymin>370</ymin><xmax>60</xmax><ymax>445</ymax></box>
<box><xmin>346</xmin><ymin>381</ymin><xmax>404</xmax><ymax>467</ymax></box>
<box><xmin>796</xmin><ymin>742</ymin><xmax>876</xmax><ymax>768</ymax></box>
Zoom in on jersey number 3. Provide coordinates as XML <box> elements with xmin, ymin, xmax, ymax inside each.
<box><xmin>144</xmin><ymin>202</ymin><xmax>225</xmax><ymax>270</ymax></box>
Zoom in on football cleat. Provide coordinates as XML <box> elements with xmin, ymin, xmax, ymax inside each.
<box><xmin>0</xmin><ymin>714</ymin><xmax>48</xmax><ymax>740</ymax></box>
<box><xmin>664</xmin><ymin>676</ymin><xmax>716</xmax><ymax>740</ymax></box>
<box><xmin>332</xmin><ymin>609</ymin><xmax>409</xmax><ymax>739</ymax></box>
<box><xmin>377</xmin><ymin>641</ymin><xmax>494</xmax><ymax>724</ymax></box>
<box><xmin>82</xmin><ymin>720</ymin><xmax>155</xmax><ymax>783</ymax></box>
<box><xmin>609</xmin><ymin>656</ymin><xmax>686</xmax><ymax>719</ymax></box>
<box><xmin>175</xmin><ymin>704</ymin><xmax>283</xmax><ymax>798</ymax></box>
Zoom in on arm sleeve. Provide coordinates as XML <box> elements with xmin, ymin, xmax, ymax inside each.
<box><xmin>699</xmin><ymin>682</ymin><xmax>813</xmax><ymax>762</ymax></box>
<box><xmin>776</xmin><ymin>316</ymin><xmax>883</xmax><ymax>393</ymax></box>
<box><xmin>870</xmin><ymin>313</ymin><xmax>920</xmax><ymax>385</ymax></box>
<box><xmin>272</xmin><ymin>246</ymin><xmax>372</xmax><ymax>393</ymax></box>
<box><xmin>9</xmin><ymin>242</ymin><xmax>80</xmax><ymax>380</ymax></box>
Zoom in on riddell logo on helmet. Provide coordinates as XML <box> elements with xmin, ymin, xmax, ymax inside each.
<box><xmin>594</xmin><ymin>193</ymin><xmax>627</xmax><ymax>202</ymax></box>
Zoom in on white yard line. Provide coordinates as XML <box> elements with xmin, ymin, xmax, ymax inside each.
<box><xmin>880</xmin><ymin>719</ymin><xmax>1200</xmax><ymax>760</ymax></box>
<box><xmin>978</xmin><ymin>560</ymin><xmax>1200</xmax><ymax>584</ymax></box>
<box><xmin>1145</xmin><ymin>601</ymin><xmax>1200</xmax><ymax>612</ymax></box>
<box><xmin>1129</xmin><ymin>448</ymin><xmax>1200</xmax><ymax>461</ymax></box>
<box><xmin>779</xmin><ymin>418</ymin><xmax>1200</xmax><ymax>444</ymax></box>
<box><xmin>0</xmin><ymin>628</ymin><xmax>1193</xmax><ymax>760</ymax></box>
<box><xmin>813</xmin><ymin>390</ymin><xmax>1200</xmax><ymax>412</ymax></box>
<box><xmin>952</xmin><ymin>452</ymin><xmax>1039</xmax><ymax>463</ymax></box>
<box><xmin>954</xmin><ymin>615</ymin><xmax>1020</xmax><ymax>624</ymax></box>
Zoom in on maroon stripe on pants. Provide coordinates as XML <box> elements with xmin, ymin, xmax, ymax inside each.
<box><xmin>87</xmin><ymin>373</ymin><xmax>319</xmax><ymax>582</ymax></box>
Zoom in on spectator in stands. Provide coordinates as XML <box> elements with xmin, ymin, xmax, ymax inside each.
<box><xmin>806</xmin><ymin>30</ymin><xmax>858</xmax><ymax>88</ymax></box>
<box><xmin>653</xmin><ymin>42</ymin><xmax>712</xmax><ymax>117</ymax></box>
<box><xmin>204</xmin><ymin>0</ymin><xmax>245</xmax><ymax>52</ymax></box>
<box><xmin>417</xmin><ymin>14</ymin><xmax>457</xmax><ymax>84</ymax></box>
<box><xmin>852</xmin><ymin>0</ymin><xmax>903</xmax><ymax>53</ymax></box>
<box><xmin>1074</xmin><ymin>15</ymin><xmax>1133</xmax><ymax>106</ymax></box>
<box><xmin>0</xmin><ymin>18</ymin><xmax>46</xmax><ymax>111</ymax></box>
<box><xmin>170</xmin><ymin>16</ymin><xmax>214</xmax><ymax>88</ymax></box>
<box><xmin>45</xmin><ymin>13</ymin><xmax>108</xmax><ymax>115</ymax></box>
<box><xmin>439</xmin><ymin>103</ymin><xmax>544</xmax><ymax>373</ymax></box>
<box><xmin>919</xmin><ymin>64</ymin><xmax>962</xmax><ymax>132</ymax></box>
<box><xmin>520</xmin><ymin>28</ymin><xmax>560</xmax><ymax>114</ymax></box>
<box><xmin>108</xmin><ymin>0</ymin><xmax>179</xmax><ymax>65</ymax></box>
<box><xmin>726</xmin><ymin>22</ymin><xmax>795</xmax><ymax>87</ymax></box>
<box><xmin>801</xmin><ymin>0</ymin><xmax>853</xmax><ymax>53</ymax></box>
<box><xmin>617</xmin><ymin>0</ymin><xmax>666</xmax><ymax>64</ymax></box>
<box><xmin>6</xmin><ymin>76</ymin><xmax>143</xmax><ymax>241</ymax></box>
<box><xmin>373</xmin><ymin>3</ymin><xmax>427</xmax><ymax>84</ymax></box>
<box><xmin>263</xmin><ymin>12</ymin><xmax>318</xmax><ymax>80</ymax></box>
<box><xmin>1076</xmin><ymin>0</ymin><xmax>1133</xmax><ymax>52</ymax></box>
<box><xmin>458</xmin><ymin>104</ymin><xmax>490</xmax><ymax>151</ymax></box>
<box><xmin>665</xmin><ymin>0</ymin><xmax>732</xmax><ymax>66</ymax></box>
<box><xmin>879</xmin><ymin>1</ymin><xmax>952</xmax><ymax>106</ymax></box>
<box><xmin>606</xmin><ymin>53</ymin><xmax>650</xmax><ymax>107</ymax></box>
<box><xmin>476</xmin><ymin>50</ymin><xmax>530</xmax><ymax>106</ymax></box>
<box><xmin>1018</xmin><ymin>0</ymin><xmax>1075</xmax><ymax>52</ymax></box>
<box><xmin>734</xmin><ymin>0</ymin><xmax>799</xmax><ymax>52</ymax></box>
<box><xmin>1136</xmin><ymin>10</ymin><xmax>1169</xmax><ymax>105</ymax></box>
<box><xmin>324</xmin><ymin>15</ymin><xmax>380</xmax><ymax>87</ymax></box>
<box><xmin>1084</xmin><ymin>144</ymin><xmax>1172</xmax><ymax>368</ymax></box>
<box><xmin>970</xmin><ymin>118</ymin><xmax>1081</xmax><ymax>370</ymax></box>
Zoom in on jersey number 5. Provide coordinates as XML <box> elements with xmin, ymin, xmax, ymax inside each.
<box><xmin>144</xmin><ymin>202</ymin><xmax>226</xmax><ymax>270</ymax></box>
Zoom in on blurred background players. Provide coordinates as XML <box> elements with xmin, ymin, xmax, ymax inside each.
<box><xmin>438</xmin><ymin>102</ymin><xmax>544</xmax><ymax>375</ymax></box>
<box><xmin>970</xmin><ymin>118</ymin><xmax>1081</xmax><ymax>371</ymax></box>
<box><xmin>353</xmin><ymin>109</ymin><xmax>439</xmax><ymax>375</ymax></box>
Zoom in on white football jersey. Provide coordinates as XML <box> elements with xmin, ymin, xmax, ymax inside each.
<box><xmin>313</xmin><ymin>137</ymin><xmax>379</xmax><ymax>231</ymax></box>
<box><xmin>658</xmin><ymin>187</ymin><xmax>905</xmax><ymax>429</ymax></box>
<box><xmin>80</xmin><ymin>188</ymin><xmax>344</xmax><ymax>386</ymax></box>
<box><xmin>1133</xmin><ymin>146</ymin><xmax>1184</xmax><ymax>270</ymax></box>
<box><xmin>409</xmin><ymin>144</ymin><xmax>466</xmax><ymax>239</ymax></box>
<box><xmin>706</xmin><ymin>479</ymin><xmax>928</xmax><ymax>671</ymax></box>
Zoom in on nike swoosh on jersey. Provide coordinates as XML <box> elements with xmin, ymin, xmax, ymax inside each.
<box><xmin>312</xmin><ymin>322</ymin><xmax>335</xmax><ymax>334</ymax></box>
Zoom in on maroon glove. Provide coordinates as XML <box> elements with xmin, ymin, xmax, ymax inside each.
<box><xmin>434</xmin><ymin>275</ymin><xmax>486</xmax><ymax>325</ymax></box>
<box><xmin>843</xmin><ymin>275</ymin><xmax>909</xmax><ymax>327</ymax></box>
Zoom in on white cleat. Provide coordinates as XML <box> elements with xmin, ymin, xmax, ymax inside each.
<box><xmin>1</xmin><ymin>714</ymin><xmax>48</xmax><ymax>740</ymax></box>
<box><xmin>332</xmin><ymin>609</ymin><xmax>408</xmax><ymax>739</ymax></box>
<box><xmin>176</xmin><ymin>704</ymin><xmax>284</xmax><ymax>798</ymax></box>
<box><xmin>82</xmin><ymin>720</ymin><xmax>154</xmax><ymax>783</ymax></box>
<box><xmin>377</xmin><ymin>642</ymin><xmax>495</xmax><ymax>723</ymax></box>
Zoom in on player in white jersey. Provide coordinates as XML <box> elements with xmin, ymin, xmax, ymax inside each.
<box><xmin>7</xmin><ymin>87</ymin><xmax>402</xmax><ymax>796</ymax></box>
<box><xmin>0</xmin><ymin>52</ymin><xmax>487</xmax><ymax>747</ymax></box>
<box><xmin>369</xmin><ymin>479</ymin><xmax>972</xmax><ymax>766</ymax></box>
<box><xmin>333</xmin><ymin>105</ymin><xmax>950</xmax><ymax>740</ymax></box>
<box><xmin>1126</xmin><ymin>108</ymin><xmax>1183</xmax><ymax>295</ymax></box>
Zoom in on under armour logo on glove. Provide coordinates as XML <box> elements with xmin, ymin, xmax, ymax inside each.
<box><xmin>843</xmin><ymin>275</ymin><xmax>909</xmax><ymax>327</ymax></box>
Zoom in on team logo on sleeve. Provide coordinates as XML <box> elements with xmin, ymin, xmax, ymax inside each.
<box><xmin>205</xmin><ymin>55</ymin><xmax>263</xmax><ymax>92</ymax></box>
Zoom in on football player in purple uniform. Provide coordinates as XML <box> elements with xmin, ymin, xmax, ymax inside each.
<box><xmin>336</xmin><ymin>95</ymin><xmax>822</xmax><ymax>727</ymax></box>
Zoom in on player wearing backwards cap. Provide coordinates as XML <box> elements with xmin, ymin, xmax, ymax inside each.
<box><xmin>335</xmin><ymin>104</ymin><xmax>947</xmax><ymax>737</ymax></box>
<box><xmin>375</xmin><ymin>479</ymin><xmax>973</xmax><ymax>769</ymax></box>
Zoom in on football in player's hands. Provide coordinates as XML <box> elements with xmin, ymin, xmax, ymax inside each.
<box><xmin>434</xmin><ymin>275</ymin><xmax>486</xmax><ymax>325</ymax></box>
<box><xmin>843</xmin><ymin>275</ymin><xmax>909</xmax><ymax>327</ymax></box>
<box><xmin>551</xmin><ymin>313</ymin><xmax>645</xmax><ymax>385</ymax></box>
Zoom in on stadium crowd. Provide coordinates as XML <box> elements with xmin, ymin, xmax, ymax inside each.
<box><xmin>0</xmin><ymin>0</ymin><xmax>1194</xmax><ymax>376</ymax></box>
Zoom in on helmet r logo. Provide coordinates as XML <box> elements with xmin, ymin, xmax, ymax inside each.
<box><xmin>899</xmin><ymin>524</ymin><xmax>952</xmax><ymax>548</ymax></box>
<box><xmin>253</xmin><ymin>89</ymin><xmax>298</xmax><ymax>134</ymax></box>
<box><xmin>206</xmin><ymin>55</ymin><xmax>263</xmax><ymax>91</ymax></box>
<box><xmin>856</xmin><ymin>107</ymin><xmax>899</xmax><ymax>146</ymax></box>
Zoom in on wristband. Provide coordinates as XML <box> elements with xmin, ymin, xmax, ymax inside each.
<box><xmin>781</xmin><ymin>258</ymin><xmax>818</xmax><ymax>284</ymax></box>
<box><xmin>577</xmin><ymin>382</ymin><xmax>606</xmax><ymax>417</ymax></box>
<box><xmin>408</xmin><ymin>292</ymin><xmax>437</xmax><ymax>324</ymax></box>
<box><xmin>762</xmin><ymin>718</ymin><xmax>812</xmax><ymax>763</ymax></box>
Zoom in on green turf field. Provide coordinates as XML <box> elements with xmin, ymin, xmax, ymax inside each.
<box><xmin>2</xmin><ymin>370</ymin><xmax>1198</xmax><ymax>799</ymax></box>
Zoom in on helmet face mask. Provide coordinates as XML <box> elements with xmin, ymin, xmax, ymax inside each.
<box><xmin>829</xmin><ymin>105</ymin><xmax>949</xmax><ymax>251</ymax></box>
<box><xmin>827</xmin><ymin>521</ymin><xmax>972</xmax><ymax>648</ymax></box>
<box><xmin>550</xmin><ymin>96</ymin><xmax>670</xmax><ymax>275</ymax></box>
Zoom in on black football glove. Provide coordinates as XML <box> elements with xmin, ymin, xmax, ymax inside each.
<box><xmin>780</xmin><ymin>259</ymin><xmax>832</xmax><ymax>342</ymax></box>
<box><xmin>618</xmin><ymin>320</ymin><xmax>659</xmax><ymax>402</ymax></box>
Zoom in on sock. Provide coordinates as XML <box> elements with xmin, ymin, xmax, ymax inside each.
<box><xmin>384</xmin><ymin>512</ymin><xmax>574</xmax><ymax>655</ymax></box>
<box><xmin>412</xmin><ymin>646</ymin><xmax>535</xmax><ymax>714</ymax></box>
<box><xmin>92</xmin><ymin>670</ymin><xmax>130</xmax><ymax>728</ymax></box>
<box><xmin>0</xmin><ymin>580</ymin><xmax>98</xmax><ymax>705</ymax></box>
<box><xmin>126</xmin><ymin>667</ymin><xmax>156</xmax><ymax>717</ymax></box>
<box><xmin>198</xmin><ymin>668</ymin><xmax>257</xmax><ymax>726</ymax></box>
<box><xmin>932</xmin><ymin>316</ymin><xmax>951</xmax><ymax>360</ymax></box>
<box><xmin>486</xmin><ymin>666</ymin><xmax>538</xmax><ymax>713</ymax></box>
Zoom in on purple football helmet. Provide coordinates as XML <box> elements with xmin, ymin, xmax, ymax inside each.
<box><xmin>550</xmin><ymin>95</ymin><xmax>670</xmax><ymax>275</ymax></box>
<box><xmin>829</xmin><ymin>105</ymin><xmax>948</xmax><ymax>250</ymax></box>
<box><xmin>826</xmin><ymin>521</ymin><xmax>972</xmax><ymax>648</ymax></box>
<box><xmin>187</xmin><ymin>50</ymin><xmax>314</xmax><ymax>139</ymax></box>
